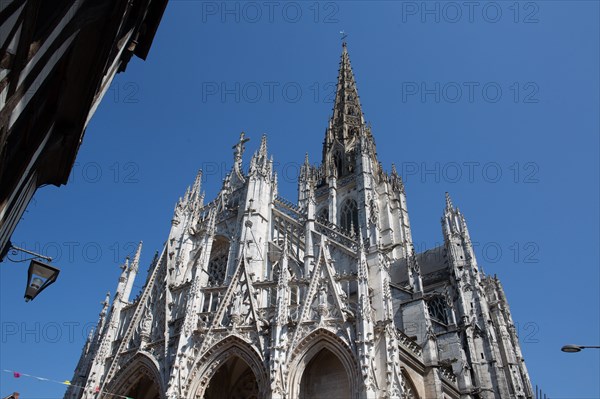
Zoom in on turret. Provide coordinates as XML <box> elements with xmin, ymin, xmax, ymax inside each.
<box><xmin>234</xmin><ymin>134</ymin><xmax>277</xmax><ymax>280</ymax></box>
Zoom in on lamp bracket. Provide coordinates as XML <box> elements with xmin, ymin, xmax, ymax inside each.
<box><xmin>9</xmin><ymin>245</ymin><xmax>53</xmax><ymax>263</ymax></box>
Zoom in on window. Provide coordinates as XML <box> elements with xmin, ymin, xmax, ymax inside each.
<box><xmin>427</xmin><ymin>295</ymin><xmax>448</xmax><ymax>324</ymax></box>
<box><xmin>340</xmin><ymin>199</ymin><xmax>359</xmax><ymax>235</ymax></box>
<box><xmin>207</xmin><ymin>237</ymin><xmax>229</xmax><ymax>286</ymax></box>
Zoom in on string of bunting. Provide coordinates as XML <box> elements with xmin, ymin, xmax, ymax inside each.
<box><xmin>2</xmin><ymin>369</ymin><xmax>134</xmax><ymax>399</ymax></box>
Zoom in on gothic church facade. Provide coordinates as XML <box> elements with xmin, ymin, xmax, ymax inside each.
<box><xmin>66</xmin><ymin>43</ymin><xmax>533</xmax><ymax>399</ymax></box>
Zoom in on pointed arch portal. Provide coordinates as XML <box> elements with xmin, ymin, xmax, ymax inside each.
<box><xmin>107</xmin><ymin>353</ymin><xmax>164</xmax><ymax>399</ymax></box>
<box><xmin>188</xmin><ymin>337</ymin><xmax>268</xmax><ymax>399</ymax></box>
<box><xmin>299</xmin><ymin>348</ymin><xmax>351</xmax><ymax>399</ymax></box>
<box><xmin>122</xmin><ymin>374</ymin><xmax>160</xmax><ymax>399</ymax></box>
<box><xmin>204</xmin><ymin>356</ymin><xmax>259</xmax><ymax>399</ymax></box>
<box><xmin>287</xmin><ymin>329</ymin><xmax>359</xmax><ymax>399</ymax></box>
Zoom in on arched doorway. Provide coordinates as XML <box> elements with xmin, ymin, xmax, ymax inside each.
<box><xmin>299</xmin><ymin>348</ymin><xmax>350</xmax><ymax>399</ymax></box>
<box><xmin>122</xmin><ymin>374</ymin><xmax>160</xmax><ymax>399</ymax></box>
<box><xmin>204</xmin><ymin>356</ymin><xmax>259</xmax><ymax>399</ymax></box>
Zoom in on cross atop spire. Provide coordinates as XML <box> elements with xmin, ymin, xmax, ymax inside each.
<box><xmin>233</xmin><ymin>132</ymin><xmax>250</xmax><ymax>163</ymax></box>
<box><xmin>339</xmin><ymin>30</ymin><xmax>348</xmax><ymax>43</ymax></box>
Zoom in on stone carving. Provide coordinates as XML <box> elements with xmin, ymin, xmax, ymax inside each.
<box><xmin>141</xmin><ymin>308</ymin><xmax>152</xmax><ymax>338</ymax></box>
<box><xmin>230</xmin><ymin>291</ymin><xmax>243</xmax><ymax>326</ymax></box>
<box><xmin>368</xmin><ymin>194</ymin><xmax>379</xmax><ymax>226</ymax></box>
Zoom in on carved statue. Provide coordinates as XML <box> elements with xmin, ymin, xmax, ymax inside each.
<box><xmin>141</xmin><ymin>308</ymin><xmax>153</xmax><ymax>337</ymax></box>
<box><xmin>368</xmin><ymin>194</ymin><xmax>379</xmax><ymax>225</ymax></box>
<box><xmin>231</xmin><ymin>290</ymin><xmax>243</xmax><ymax>316</ymax></box>
<box><xmin>318</xmin><ymin>285</ymin><xmax>328</xmax><ymax>306</ymax></box>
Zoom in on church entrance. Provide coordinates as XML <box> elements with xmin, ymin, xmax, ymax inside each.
<box><xmin>122</xmin><ymin>374</ymin><xmax>160</xmax><ymax>399</ymax></box>
<box><xmin>299</xmin><ymin>348</ymin><xmax>350</xmax><ymax>399</ymax></box>
<box><xmin>204</xmin><ymin>356</ymin><xmax>259</xmax><ymax>399</ymax></box>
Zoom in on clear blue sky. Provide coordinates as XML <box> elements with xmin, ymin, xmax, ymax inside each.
<box><xmin>1</xmin><ymin>1</ymin><xmax>598</xmax><ymax>397</ymax></box>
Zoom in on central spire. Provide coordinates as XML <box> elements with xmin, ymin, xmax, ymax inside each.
<box><xmin>322</xmin><ymin>42</ymin><xmax>367</xmax><ymax>169</ymax></box>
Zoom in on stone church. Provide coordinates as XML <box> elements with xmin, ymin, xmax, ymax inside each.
<box><xmin>66</xmin><ymin>43</ymin><xmax>533</xmax><ymax>399</ymax></box>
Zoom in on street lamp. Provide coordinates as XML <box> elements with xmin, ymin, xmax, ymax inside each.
<box><xmin>24</xmin><ymin>259</ymin><xmax>60</xmax><ymax>302</ymax></box>
<box><xmin>561</xmin><ymin>344</ymin><xmax>600</xmax><ymax>353</ymax></box>
<box><xmin>3</xmin><ymin>242</ymin><xmax>60</xmax><ymax>302</ymax></box>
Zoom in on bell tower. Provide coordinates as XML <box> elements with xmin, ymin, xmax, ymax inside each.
<box><xmin>303</xmin><ymin>42</ymin><xmax>382</xmax><ymax>239</ymax></box>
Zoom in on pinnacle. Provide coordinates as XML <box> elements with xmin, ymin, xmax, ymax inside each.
<box><xmin>259</xmin><ymin>134</ymin><xmax>268</xmax><ymax>158</ymax></box>
<box><xmin>445</xmin><ymin>192</ymin><xmax>454</xmax><ymax>212</ymax></box>
<box><xmin>251</xmin><ymin>134</ymin><xmax>269</xmax><ymax>169</ymax></box>
<box><xmin>191</xmin><ymin>170</ymin><xmax>203</xmax><ymax>198</ymax></box>
<box><xmin>130</xmin><ymin>241</ymin><xmax>143</xmax><ymax>271</ymax></box>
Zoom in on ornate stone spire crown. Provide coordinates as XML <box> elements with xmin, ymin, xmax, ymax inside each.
<box><xmin>322</xmin><ymin>43</ymin><xmax>367</xmax><ymax>166</ymax></box>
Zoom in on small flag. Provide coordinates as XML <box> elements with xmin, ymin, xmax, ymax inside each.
<box><xmin>95</xmin><ymin>386</ymin><xmax>100</xmax><ymax>393</ymax></box>
<box><xmin>13</xmin><ymin>371</ymin><xmax>21</xmax><ymax>378</ymax></box>
<box><xmin>64</xmin><ymin>380</ymin><xmax>71</xmax><ymax>385</ymax></box>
